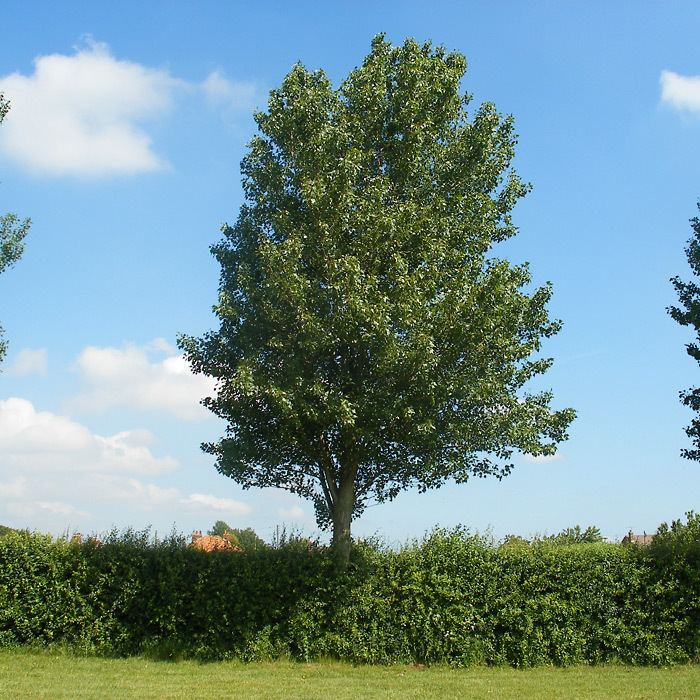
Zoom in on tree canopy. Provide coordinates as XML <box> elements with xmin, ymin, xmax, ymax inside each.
<box><xmin>669</xmin><ymin>204</ymin><xmax>700</xmax><ymax>460</ymax></box>
<box><xmin>180</xmin><ymin>35</ymin><xmax>575</xmax><ymax>568</ymax></box>
<box><xmin>545</xmin><ymin>525</ymin><xmax>604</xmax><ymax>545</ymax></box>
<box><xmin>0</xmin><ymin>93</ymin><xmax>31</xmax><ymax>364</ymax></box>
<box><xmin>502</xmin><ymin>525</ymin><xmax>604</xmax><ymax>548</ymax></box>
<box><xmin>207</xmin><ymin>521</ymin><xmax>266</xmax><ymax>551</ymax></box>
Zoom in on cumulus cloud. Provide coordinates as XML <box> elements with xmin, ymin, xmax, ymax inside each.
<box><xmin>92</xmin><ymin>475</ymin><xmax>181</xmax><ymax>511</ymax></box>
<box><xmin>524</xmin><ymin>452</ymin><xmax>563</xmax><ymax>464</ymax></box>
<box><xmin>660</xmin><ymin>70</ymin><xmax>700</xmax><ymax>114</ymax></box>
<box><xmin>278</xmin><ymin>505</ymin><xmax>305</xmax><ymax>520</ymax></box>
<box><xmin>0</xmin><ymin>476</ymin><xmax>27</xmax><ymax>497</ymax></box>
<box><xmin>202</xmin><ymin>70</ymin><xmax>262</xmax><ymax>112</ymax></box>
<box><xmin>0</xmin><ymin>40</ymin><xmax>181</xmax><ymax>175</ymax></box>
<box><xmin>184</xmin><ymin>493</ymin><xmax>251</xmax><ymax>516</ymax></box>
<box><xmin>67</xmin><ymin>340</ymin><xmax>216</xmax><ymax>421</ymax></box>
<box><xmin>7</xmin><ymin>500</ymin><xmax>89</xmax><ymax>520</ymax></box>
<box><xmin>0</xmin><ymin>396</ymin><xmax>254</xmax><ymax>533</ymax></box>
<box><xmin>100</xmin><ymin>477</ymin><xmax>251</xmax><ymax>517</ymax></box>
<box><xmin>0</xmin><ymin>397</ymin><xmax>176</xmax><ymax>474</ymax></box>
<box><xmin>0</xmin><ymin>40</ymin><xmax>260</xmax><ymax>176</ymax></box>
<box><xmin>5</xmin><ymin>348</ymin><xmax>48</xmax><ymax>377</ymax></box>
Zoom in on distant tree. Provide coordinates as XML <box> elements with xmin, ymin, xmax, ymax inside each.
<box><xmin>502</xmin><ymin>525</ymin><xmax>603</xmax><ymax>547</ymax></box>
<box><xmin>207</xmin><ymin>520</ymin><xmax>266</xmax><ymax>551</ymax></box>
<box><xmin>651</xmin><ymin>511</ymin><xmax>700</xmax><ymax>553</ymax></box>
<box><xmin>669</xmin><ymin>205</ymin><xmax>700</xmax><ymax>460</ymax></box>
<box><xmin>0</xmin><ymin>93</ymin><xmax>31</xmax><ymax>365</ymax></box>
<box><xmin>205</xmin><ymin>520</ymin><xmax>241</xmax><ymax>549</ymax></box>
<box><xmin>207</xmin><ymin>520</ymin><xmax>233</xmax><ymax>538</ymax></box>
<box><xmin>181</xmin><ymin>36</ymin><xmax>575</xmax><ymax>570</ymax></box>
<box><xmin>545</xmin><ymin>525</ymin><xmax>604</xmax><ymax>545</ymax></box>
<box><xmin>500</xmin><ymin>534</ymin><xmax>530</xmax><ymax>548</ymax></box>
<box><xmin>232</xmin><ymin>527</ymin><xmax>267</xmax><ymax>552</ymax></box>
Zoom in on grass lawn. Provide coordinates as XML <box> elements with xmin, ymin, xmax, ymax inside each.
<box><xmin>0</xmin><ymin>649</ymin><xmax>698</xmax><ymax>699</ymax></box>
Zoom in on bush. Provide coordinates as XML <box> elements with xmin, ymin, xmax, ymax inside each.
<box><xmin>645</xmin><ymin>512</ymin><xmax>700</xmax><ymax>657</ymax></box>
<box><xmin>0</xmin><ymin>519</ymin><xmax>697</xmax><ymax>665</ymax></box>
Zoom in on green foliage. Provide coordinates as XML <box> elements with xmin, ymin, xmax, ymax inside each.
<box><xmin>541</xmin><ymin>525</ymin><xmax>605</xmax><ymax>545</ymax></box>
<box><xmin>0</xmin><ymin>213</ymin><xmax>29</xmax><ymax>279</ymax></box>
<box><xmin>0</xmin><ymin>93</ymin><xmax>31</xmax><ymax>365</ymax></box>
<box><xmin>502</xmin><ymin>526</ymin><xmax>604</xmax><ymax>548</ymax></box>
<box><xmin>207</xmin><ymin>520</ymin><xmax>232</xmax><ymax>538</ymax></box>
<box><xmin>205</xmin><ymin>521</ymin><xmax>242</xmax><ymax>549</ymax></box>
<box><xmin>669</xmin><ymin>204</ymin><xmax>700</xmax><ymax>460</ymax></box>
<box><xmin>207</xmin><ymin>522</ymin><xmax>266</xmax><ymax>552</ymax></box>
<box><xmin>232</xmin><ymin>528</ymin><xmax>267</xmax><ymax>552</ymax></box>
<box><xmin>0</xmin><ymin>523</ymin><xmax>698</xmax><ymax>666</ymax></box>
<box><xmin>646</xmin><ymin>512</ymin><xmax>700</xmax><ymax>655</ymax></box>
<box><xmin>179</xmin><ymin>34</ymin><xmax>574</xmax><ymax>567</ymax></box>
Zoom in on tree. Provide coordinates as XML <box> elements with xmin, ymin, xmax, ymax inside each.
<box><xmin>669</xmin><ymin>205</ymin><xmax>700</xmax><ymax>460</ymax></box>
<box><xmin>207</xmin><ymin>520</ymin><xmax>233</xmax><ymax>538</ymax></box>
<box><xmin>180</xmin><ymin>36</ymin><xmax>575</xmax><ymax>570</ymax></box>
<box><xmin>502</xmin><ymin>525</ymin><xmax>603</xmax><ymax>547</ymax></box>
<box><xmin>207</xmin><ymin>520</ymin><xmax>266</xmax><ymax>551</ymax></box>
<box><xmin>545</xmin><ymin>525</ymin><xmax>604</xmax><ymax>545</ymax></box>
<box><xmin>233</xmin><ymin>527</ymin><xmax>267</xmax><ymax>552</ymax></box>
<box><xmin>0</xmin><ymin>93</ymin><xmax>30</xmax><ymax>364</ymax></box>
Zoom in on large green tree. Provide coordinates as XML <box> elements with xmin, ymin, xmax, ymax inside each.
<box><xmin>207</xmin><ymin>520</ymin><xmax>266</xmax><ymax>551</ymax></box>
<box><xmin>180</xmin><ymin>36</ymin><xmax>575</xmax><ymax>569</ymax></box>
<box><xmin>0</xmin><ymin>93</ymin><xmax>30</xmax><ymax>364</ymax></box>
<box><xmin>669</xmin><ymin>204</ymin><xmax>700</xmax><ymax>460</ymax></box>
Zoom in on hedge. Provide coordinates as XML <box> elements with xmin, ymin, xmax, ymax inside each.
<box><xmin>0</xmin><ymin>515</ymin><xmax>698</xmax><ymax>666</ymax></box>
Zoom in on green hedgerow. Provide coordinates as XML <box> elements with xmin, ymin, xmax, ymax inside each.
<box><xmin>0</xmin><ymin>518</ymin><xmax>697</xmax><ymax>666</ymax></box>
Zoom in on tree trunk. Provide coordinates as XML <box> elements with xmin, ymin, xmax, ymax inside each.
<box><xmin>331</xmin><ymin>478</ymin><xmax>355</xmax><ymax>572</ymax></box>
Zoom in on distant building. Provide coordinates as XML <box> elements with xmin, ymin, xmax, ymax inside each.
<box><xmin>190</xmin><ymin>529</ymin><xmax>242</xmax><ymax>552</ymax></box>
<box><xmin>621</xmin><ymin>531</ymin><xmax>654</xmax><ymax>545</ymax></box>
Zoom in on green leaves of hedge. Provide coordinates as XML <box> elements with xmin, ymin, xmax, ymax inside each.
<box><xmin>0</xmin><ymin>522</ymin><xmax>697</xmax><ymax>665</ymax></box>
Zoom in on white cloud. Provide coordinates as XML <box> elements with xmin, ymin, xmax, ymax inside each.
<box><xmin>184</xmin><ymin>492</ymin><xmax>251</xmax><ymax>516</ymax></box>
<box><xmin>278</xmin><ymin>505</ymin><xmax>305</xmax><ymax>520</ymax></box>
<box><xmin>202</xmin><ymin>70</ymin><xmax>261</xmax><ymax>112</ymax></box>
<box><xmin>0</xmin><ymin>41</ymin><xmax>262</xmax><ymax>177</ymax></box>
<box><xmin>0</xmin><ymin>397</ymin><xmax>176</xmax><ymax>474</ymax></box>
<box><xmin>0</xmin><ymin>476</ymin><xmax>27</xmax><ymax>497</ymax></box>
<box><xmin>0</xmin><ymin>40</ymin><xmax>181</xmax><ymax>176</ymax></box>
<box><xmin>7</xmin><ymin>500</ymin><xmax>88</xmax><ymax>520</ymax></box>
<box><xmin>660</xmin><ymin>70</ymin><xmax>700</xmax><ymax>113</ymax></box>
<box><xmin>95</xmin><ymin>476</ymin><xmax>251</xmax><ymax>518</ymax></box>
<box><xmin>524</xmin><ymin>452</ymin><xmax>563</xmax><ymax>464</ymax></box>
<box><xmin>0</xmin><ymin>396</ymin><xmax>254</xmax><ymax>533</ymax></box>
<box><xmin>148</xmin><ymin>337</ymin><xmax>177</xmax><ymax>354</ymax></box>
<box><xmin>5</xmin><ymin>348</ymin><xmax>48</xmax><ymax>377</ymax></box>
<box><xmin>68</xmin><ymin>340</ymin><xmax>216</xmax><ymax>421</ymax></box>
<box><xmin>95</xmin><ymin>475</ymin><xmax>181</xmax><ymax>508</ymax></box>
<box><xmin>38</xmin><ymin>501</ymin><xmax>89</xmax><ymax>518</ymax></box>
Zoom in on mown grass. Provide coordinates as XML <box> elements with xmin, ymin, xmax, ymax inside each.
<box><xmin>0</xmin><ymin>649</ymin><xmax>698</xmax><ymax>699</ymax></box>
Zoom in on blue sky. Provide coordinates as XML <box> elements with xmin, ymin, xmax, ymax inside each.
<box><xmin>1</xmin><ymin>1</ymin><xmax>699</xmax><ymax>544</ymax></box>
